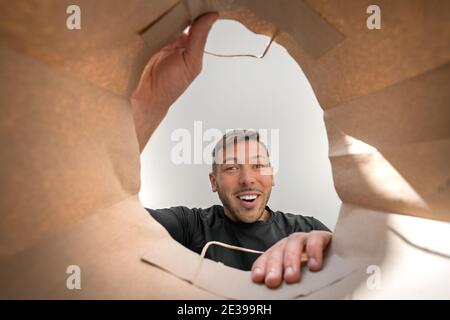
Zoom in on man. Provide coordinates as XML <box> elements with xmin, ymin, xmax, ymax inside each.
<box><xmin>131</xmin><ymin>12</ymin><xmax>332</xmax><ymax>289</ymax></box>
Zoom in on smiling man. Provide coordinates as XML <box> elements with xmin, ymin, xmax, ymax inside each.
<box><xmin>132</xmin><ymin>12</ymin><xmax>332</xmax><ymax>288</ymax></box>
<box><xmin>210</xmin><ymin>131</ymin><xmax>274</xmax><ymax>224</ymax></box>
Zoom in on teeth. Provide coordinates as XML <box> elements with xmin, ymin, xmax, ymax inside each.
<box><xmin>239</xmin><ymin>194</ymin><xmax>258</xmax><ymax>201</ymax></box>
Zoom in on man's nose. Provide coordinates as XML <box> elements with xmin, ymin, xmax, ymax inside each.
<box><xmin>239</xmin><ymin>166</ymin><xmax>256</xmax><ymax>186</ymax></box>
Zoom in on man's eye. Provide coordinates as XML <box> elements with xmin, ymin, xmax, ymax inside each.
<box><xmin>225</xmin><ymin>166</ymin><xmax>238</xmax><ymax>171</ymax></box>
<box><xmin>255</xmin><ymin>164</ymin><xmax>266</xmax><ymax>169</ymax></box>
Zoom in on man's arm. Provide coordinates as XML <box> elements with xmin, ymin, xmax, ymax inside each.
<box><xmin>131</xmin><ymin>13</ymin><xmax>218</xmax><ymax>152</ymax></box>
<box><xmin>251</xmin><ymin>231</ymin><xmax>332</xmax><ymax>288</ymax></box>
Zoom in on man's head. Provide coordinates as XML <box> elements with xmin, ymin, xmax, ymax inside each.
<box><xmin>209</xmin><ymin>130</ymin><xmax>275</xmax><ymax>223</ymax></box>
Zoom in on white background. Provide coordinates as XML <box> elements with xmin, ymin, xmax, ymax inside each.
<box><xmin>139</xmin><ymin>20</ymin><xmax>341</xmax><ymax>229</ymax></box>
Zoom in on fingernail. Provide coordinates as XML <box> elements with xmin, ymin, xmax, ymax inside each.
<box><xmin>285</xmin><ymin>267</ymin><xmax>294</xmax><ymax>277</ymax></box>
<box><xmin>253</xmin><ymin>267</ymin><xmax>263</xmax><ymax>275</ymax></box>
<box><xmin>266</xmin><ymin>270</ymin><xmax>276</xmax><ymax>279</ymax></box>
<box><xmin>308</xmin><ymin>257</ymin><xmax>318</xmax><ymax>268</ymax></box>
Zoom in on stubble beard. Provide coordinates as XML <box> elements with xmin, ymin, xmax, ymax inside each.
<box><xmin>217</xmin><ymin>187</ymin><xmax>269</xmax><ymax>223</ymax></box>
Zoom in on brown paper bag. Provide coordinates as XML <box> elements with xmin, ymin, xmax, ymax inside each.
<box><xmin>1</xmin><ymin>0</ymin><xmax>449</xmax><ymax>299</ymax></box>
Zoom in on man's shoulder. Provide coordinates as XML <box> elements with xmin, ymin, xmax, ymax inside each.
<box><xmin>171</xmin><ymin>204</ymin><xmax>223</xmax><ymax>214</ymax></box>
<box><xmin>146</xmin><ymin>204</ymin><xmax>224</xmax><ymax>220</ymax></box>
<box><xmin>271</xmin><ymin>208</ymin><xmax>330</xmax><ymax>232</ymax></box>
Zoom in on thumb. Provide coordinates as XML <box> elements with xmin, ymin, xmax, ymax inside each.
<box><xmin>184</xmin><ymin>12</ymin><xmax>218</xmax><ymax>73</ymax></box>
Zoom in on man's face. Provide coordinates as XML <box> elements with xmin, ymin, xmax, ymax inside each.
<box><xmin>209</xmin><ymin>140</ymin><xmax>275</xmax><ymax>223</ymax></box>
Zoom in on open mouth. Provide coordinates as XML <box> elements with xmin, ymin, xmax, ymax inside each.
<box><xmin>236</xmin><ymin>194</ymin><xmax>261</xmax><ymax>209</ymax></box>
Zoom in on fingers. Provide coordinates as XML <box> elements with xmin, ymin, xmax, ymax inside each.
<box><xmin>251</xmin><ymin>240</ymin><xmax>286</xmax><ymax>288</ymax></box>
<box><xmin>263</xmin><ymin>242</ymin><xmax>285</xmax><ymax>288</ymax></box>
<box><xmin>306</xmin><ymin>231</ymin><xmax>332</xmax><ymax>271</ymax></box>
<box><xmin>251</xmin><ymin>253</ymin><xmax>267</xmax><ymax>283</ymax></box>
<box><xmin>283</xmin><ymin>234</ymin><xmax>306</xmax><ymax>283</ymax></box>
<box><xmin>184</xmin><ymin>12</ymin><xmax>219</xmax><ymax>76</ymax></box>
<box><xmin>251</xmin><ymin>231</ymin><xmax>332</xmax><ymax>289</ymax></box>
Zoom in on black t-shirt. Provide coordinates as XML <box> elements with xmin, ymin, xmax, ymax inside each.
<box><xmin>146</xmin><ymin>205</ymin><xmax>330</xmax><ymax>271</ymax></box>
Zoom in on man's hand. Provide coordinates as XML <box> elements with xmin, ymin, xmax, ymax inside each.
<box><xmin>131</xmin><ymin>12</ymin><xmax>219</xmax><ymax>151</ymax></box>
<box><xmin>251</xmin><ymin>231</ymin><xmax>332</xmax><ymax>288</ymax></box>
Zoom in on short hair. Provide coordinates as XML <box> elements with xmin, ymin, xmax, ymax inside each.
<box><xmin>211</xmin><ymin>129</ymin><xmax>270</xmax><ymax>174</ymax></box>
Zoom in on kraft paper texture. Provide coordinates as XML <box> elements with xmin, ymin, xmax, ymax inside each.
<box><xmin>1</xmin><ymin>0</ymin><xmax>449</xmax><ymax>298</ymax></box>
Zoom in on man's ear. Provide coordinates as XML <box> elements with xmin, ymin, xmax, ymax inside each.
<box><xmin>209</xmin><ymin>172</ymin><xmax>217</xmax><ymax>192</ymax></box>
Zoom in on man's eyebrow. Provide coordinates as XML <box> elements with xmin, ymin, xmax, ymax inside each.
<box><xmin>223</xmin><ymin>155</ymin><xmax>269</xmax><ymax>163</ymax></box>
<box><xmin>250</xmin><ymin>155</ymin><xmax>266</xmax><ymax>160</ymax></box>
